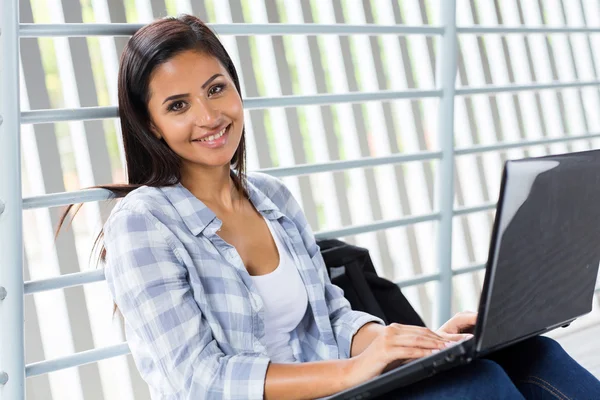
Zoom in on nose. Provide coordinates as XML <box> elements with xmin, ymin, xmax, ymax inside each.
<box><xmin>193</xmin><ymin>97</ymin><xmax>221</xmax><ymax>128</ymax></box>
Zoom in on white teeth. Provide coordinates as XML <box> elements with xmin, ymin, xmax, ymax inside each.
<box><xmin>196</xmin><ymin>127</ymin><xmax>227</xmax><ymax>142</ymax></box>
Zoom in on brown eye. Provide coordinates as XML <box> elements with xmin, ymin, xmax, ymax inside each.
<box><xmin>208</xmin><ymin>84</ymin><xmax>225</xmax><ymax>97</ymax></box>
<box><xmin>168</xmin><ymin>101</ymin><xmax>186</xmax><ymax>112</ymax></box>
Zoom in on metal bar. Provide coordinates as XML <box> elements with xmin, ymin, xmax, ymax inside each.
<box><xmin>21</xmin><ymin>106</ymin><xmax>117</xmax><ymax>124</ymax></box>
<box><xmin>19</xmin><ymin>23</ymin><xmax>444</xmax><ymax>38</ymax></box>
<box><xmin>262</xmin><ymin>151</ymin><xmax>442</xmax><ymax>177</ymax></box>
<box><xmin>436</xmin><ymin>0</ymin><xmax>458</xmax><ymax>328</ymax></box>
<box><xmin>20</xmin><ymin>23</ymin><xmax>143</xmax><ymax>37</ymax></box>
<box><xmin>314</xmin><ymin>213</ymin><xmax>441</xmax><ymax>240</ymax></box>
<box><xmin>25</xmin><ymin>343</ymin><xmax>130</xmax><ymax>378</ymax></box>
<box><xmin>396</xmin><ymin>273</ymin><xmax>441</xmax><ymax>289</ymax></box>
<box><xmin>456</xmin><ymin>133</ymin><xmax>600</xmax><ymax>155</ymax></box>
<box><xmin>391</xmin><ymin>263</ymin><xmax>489</xmax><ymax>289</ymax></box>
<box><xmin>0</xmin><ymin>0</ymin><xmax>25</xmax><ymax>396</ymax></box>
<box><xmin>455</xmin><ymin>80</ymin><xmax>600</xmax><ymax>96</ymax></box>
<box><xmin>21</xmin><ymin>89</ymin><xmax>443</xmax><ymax>124</ymax></box>
<box><xmin>391</xmin><ymin>263</ymin><xmax>486</xmax><ymax>291</ymax></box>
<box><xmin>454</xmin><ymin>203</ymin><xmax>496</xmax><ymax>216</ymax></box>
<box><xmin>458</xmin><ymin>26</ymin><xmax>600</xmax><ymax>34</ymax></box>
<box><xmin>453</xmin><ymin>263</ymin><xmax>486</xmax><ymax>276</ymax></box>
<box><xmin>23</xmin><ymin>23</ymin><xmax>600</xmax><ymax>38</ymax></box>
<box><xmin>24</xmin><ymin>269</ymin><xmax>106</xmax><ymax>295</ymax></box>
<box><xmin>245</xmin><ymin>89</ymin><xmax>442</xmax><ymax>108</ymax></box>
<box><xmin>23</xmin><ymin>187</ymin><xmax>115</xmax><ymax>210</ymax></box>
<box><xmin>23</xmin><ymin>152</ymin><xmax>442</xmax><ymax>210</ymax></box>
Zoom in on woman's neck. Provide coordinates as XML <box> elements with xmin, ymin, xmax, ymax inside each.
<box><xmin>180</xmin><ymin>164</ymin><xmax>240</xmax><ymax>212</ymax></box>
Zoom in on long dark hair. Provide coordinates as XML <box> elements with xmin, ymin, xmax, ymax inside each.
<box><xmin>57</xmin><ymin>15</ymin><xmax>247</xmax><ymax>269</ymax></box>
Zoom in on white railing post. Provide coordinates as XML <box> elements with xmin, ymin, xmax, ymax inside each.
<box><xmin>0</xmin><ymin>0</ymin><xmax>25</xmax><ymax>398</ymax></box>
<box><xmin>436</xmin><ymin>0</ymin><xmax>458</xmax><ymax>327</ymax></box>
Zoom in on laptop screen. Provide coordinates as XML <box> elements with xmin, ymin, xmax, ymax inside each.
<box><xmin>476</xmin><ymin>150</ymin><xmax>600</xmax><ymax>353</ymax></box>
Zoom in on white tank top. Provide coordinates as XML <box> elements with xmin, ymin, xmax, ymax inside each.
<box><xmin>249</xmin><ymin>216</ymin><xmax>308</xmax><ymax>363</ymax></box>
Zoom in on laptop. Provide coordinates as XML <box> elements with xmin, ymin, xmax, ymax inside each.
<box><xmin>326</xmin><ymin>149</ymin><xmax>600</xmax><ymax>400</ymax></box>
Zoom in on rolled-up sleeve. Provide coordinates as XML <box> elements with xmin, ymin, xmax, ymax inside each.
<box><xmin>104</xmin><ymin>208</ymin><xmax>270</xmax><ymax>400</ymax></box>
<box><xmin>267</xmin><ymin>177</ymin><xmax>384</xmax><ymax>359</ymax></box>
<box><xmin>315</xmin><ymin>252</ymin><xmax>385</xmax><ymax>359</ymax></box>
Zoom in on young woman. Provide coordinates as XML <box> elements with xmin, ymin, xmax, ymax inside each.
<box><xmin>88</xmin><ymin>14</ymin><xmax>599</xmax><ymax>400</ymax></box>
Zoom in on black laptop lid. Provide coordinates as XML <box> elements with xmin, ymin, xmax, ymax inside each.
<box><xmin>476</xmin><ymin>150</ymin><xmax>600</xmax><ymax>353</ymax></box>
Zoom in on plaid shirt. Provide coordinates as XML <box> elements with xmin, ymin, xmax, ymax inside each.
<box><xmin>104</xmin><ymin>172</ymin><xmax>384</xmax><ymax>400</ymax></box>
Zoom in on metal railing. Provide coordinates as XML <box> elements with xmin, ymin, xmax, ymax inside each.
<box><xmin>2</xmin><ymin>0</ymin><xmax>600</xmax><ymax>398</ymax></box>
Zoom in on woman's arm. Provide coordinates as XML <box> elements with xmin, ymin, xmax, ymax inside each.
<box><xmin>265</xmin><ymin>359</ymin><xmax>354</xmax><ymax>400</ymax></box>
<box><xmin>268</xmin><ymin>322</ymin><xmax>446</xmax><ymax>400</ymax></box>
<box><xmin>350</xmin><ymin>322</ymin><xmax>386</xmax><ymax>357</ymax></box>
<box><xmin>266</xmin><ymin>322</ymin><xmax>453</xmax><ymax>400</ymax></box>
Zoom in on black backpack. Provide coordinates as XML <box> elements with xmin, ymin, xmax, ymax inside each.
<box><xmin>317</xmin><ymin>238</ymin><xmax>426</xmax><ymax>328</ymax></box>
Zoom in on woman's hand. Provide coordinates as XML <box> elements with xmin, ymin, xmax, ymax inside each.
<box><xmin>436</xmin><ymin>311</ymin><xmax>477</xmax><ymax>342</ymax></box>
<box><xmin>343</xmin><ymin>323</ymin><xmax>453</xmax><ymax>389</ymax></box>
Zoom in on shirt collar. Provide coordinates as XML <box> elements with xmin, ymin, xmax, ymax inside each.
<box><xmin>159</xmin><ymin>174</ymin><xmax>282</xmax><ymax>236</ymax></box>
<box><xmin>159</xmin><ymin>183</ymin><xmax>217</xmax><ymax>236</ymax></box>
<box><xmin>245</xmin><ymin>175</ymin><xmax>281</xmax><ymax>218</ymax></box>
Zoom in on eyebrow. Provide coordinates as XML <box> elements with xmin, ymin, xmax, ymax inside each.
<box><xmin>201</xmin><ymin>73</ymin><xmax>223</xmax><ymax>89</ymax></box>
<box><xmin>162</xmin><ymin>93</ymin><xmax>188</xmax><ymax>105</ymax></box>
<box><xmin>161</xmin><ymin>73</ymin><xmax>224</xmax><ymax>105</ymax></box>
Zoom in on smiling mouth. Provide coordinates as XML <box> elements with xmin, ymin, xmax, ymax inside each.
<box><xmin>193</xmin><ymin>125</ymin><xmax>229</xmax><ymax>142</ymax></box>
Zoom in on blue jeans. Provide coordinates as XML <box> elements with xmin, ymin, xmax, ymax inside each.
<box><xmin>379</xmin><ymin>336</ymin><xmax>600</xmax><ymax>399</ymax></box>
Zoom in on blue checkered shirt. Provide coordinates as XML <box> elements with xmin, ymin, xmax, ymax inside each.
<box><xmin>104</xmin><ymin>172</ymin><xmax>384</xmax><ymax>400</ymax></box>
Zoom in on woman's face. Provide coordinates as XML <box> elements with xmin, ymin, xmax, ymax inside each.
<box><xmin>147</xmin><ymin>50</ymin><xmax>243</xmax><ymax>172</ymax></box>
